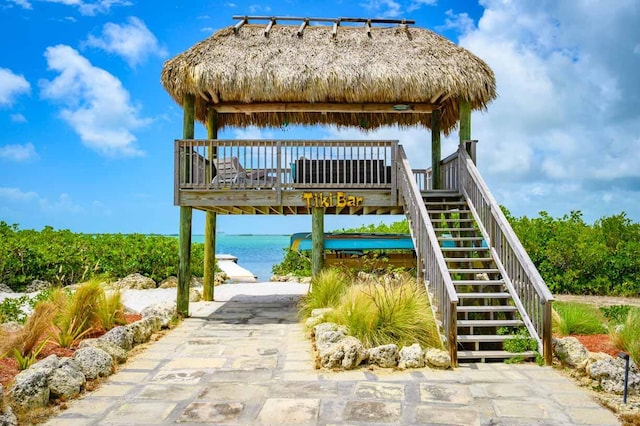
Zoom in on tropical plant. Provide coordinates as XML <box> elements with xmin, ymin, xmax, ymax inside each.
<box><xmin>13</xmin><ymin>339</ymin><xmax>49</xmax><ymax>370</ymax></box>
<box><xmin>498</xmin><ymin>327</ymin><xmax>538</xmax><ymax>353</ymax></box>
<box><xmin>95</xmin><ymin>289</ymin><xmax>126</xmax><ymax>330</ymax></box>
<box><xmin>0</xmin><ymin>301</ymin><xmax>58</xmax><ymax>363</ymax></box>
<box><xmin>272</xmin><ymin>249</ymin><xmax>312</xmax><ymax>277</ymax></box>
<box><xmin>552</xmin><ymin>302</ymin><xmax>607</xmax><ymax>336</ymax></box>
<box><xmin>298</xmin><ymin>269</ymin><xmax>349</xmax><ymax>318</ymax></box>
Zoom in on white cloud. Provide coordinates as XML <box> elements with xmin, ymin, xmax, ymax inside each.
<box><xmin>0</xmin><ymin>143</ymin><xmax>37</xmax><ymax>161</ymax></box>
<box><xmin>7</xmin><ymin>0</ymin><xmax>32</xmax><ymax>9</ymax></box>
<box><xmin>0</xmin><ymin>68</ymin><xmax>30</xmax><ymax>106</ymax></box>
<box><xmin>40</xmin><ymin>44</ymin><xmax>150</xmax><ymax>157</ymax></box>
<box><xmin>248</xmin><ymin>4</ymin><xmax>270</xmax><ymax>13</ymax></box>
<box><xmin>437</xmin><ymin>10</ymin><xmax>475</xmax><ymax>34</ymax></box>
<box><xmin>85</xmin><ymin>17</ymin><xmax>167</xmax><ymax>68</ymax></box>
<box><xmin>408</xmin><ymin>0</ymin><xmax>436</xmax><ymax>12</ymax></box>
<box><xmin>359</xmin><ymin>0</ymin><xmax>401</xmax><ymax>17</ymax></box>
<box><xmin>0</xmin><ymin>187</ymin><xmax>84</xmax><ymax>213</ymax></box>
<box><xmin>40</xmin><ymin>0</ymin><xmax>131</xmax><ymax>16</ymax></box>
<box><xmin>10</xmin><ymin>113</ymin><xmax>27</xmax><ymax>123</ymax></box>
<box><xmin>449</xmin><ymin>0</ymin><xmax>640</xmax><ymax>220</ymax></box>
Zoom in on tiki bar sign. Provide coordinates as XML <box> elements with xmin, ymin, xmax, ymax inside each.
<box><xmin>302</xmin><ymin>192</ymin><xmax>364</xmax><ymax>208</ymax></box>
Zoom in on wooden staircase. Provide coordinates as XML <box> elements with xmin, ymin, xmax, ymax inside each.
<box><xmin>425</xmin><ymin>195</ymin><xmax>537</xmax><ymax>362</ymax></box>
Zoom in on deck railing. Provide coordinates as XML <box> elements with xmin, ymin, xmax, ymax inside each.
<box><xmin>176</xmin><ymin>139</ymin><xmax>398</xmax><ymax>191</ymax></box>
<box><xmin>396</xmin><ymin>146</ymin><xmax>459</xmax><ymax>364</ymax></box>
<box><xmin>457</xmin><ymin>143</ymin><xmax>554</xmax><ymax>364</ymax></box>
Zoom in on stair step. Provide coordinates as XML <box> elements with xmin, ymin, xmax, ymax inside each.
<box><xmin>438</xmin><ymin>236</ymin><xmax>484</xmax><ymax>241</ymax></box>
<box><xmin>434</xmin><ymin>227</ymin><xmax>478</xmax><ymax>232</ymax></box>
<box><xmin>424</xmin><ymin>200</ymin><xmax>466</xmax><ymax>205</ymax></box>
<box><xmin>450</xmin><ymin>269</ymin><xmax>500</xmax><ymax>274</ymax></box>
<box><xmin>429</xmin><ymin>210</ymin><xmax>470</xmax><ymax>214</ymax></box>
<box><xmin>431</xmin><ymin>218</ymin><xmax>475</xmax><ymax>223</ymax></box>
<box><xmin>441</xmin><ymin>247</ymin><xmax>490</xmax><ymax>252</ymax></box>
<box><xmin>458</xmin><ymin>305</ymin><xmax>517</xmax><ymax>313</ymax></box>
<box><xmin>458</xmin><ymin>319</ymin><xmax>523</xmax><ymax>327</ymax></box>
<box><xmin>454</xmin><ymin>280</ymin><xmax>504</xmax><ymax>285</ymax></box>
<box><xmin>457</xmin><ymin>350</ymin><xmax>537</xmax><ymax>360</ymax></box>
<box><xmin>457</xmin><ymin>335</ymin><xmax>518</xmax><ymax>342</ymax></box>
<box><xmin>445</xmin><ymin>257</ymin><xmax>493</xmax><ymax>262</ymax></box>
<box><xmin>457</xmin><ymin>292</ymin><xmax>511</xmax><ymax>299</ymax></box>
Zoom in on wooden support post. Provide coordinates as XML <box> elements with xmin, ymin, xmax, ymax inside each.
<box><xmin>311</xmin><ymin>207</ymin><xmax>324</xmax><ymax>276</ymax></box>
<box><xmin>203</xmin><ymin>108</ymin><xmax>218</xmax><ymax>302</ymax></box>
<box><xmin>178</xmin><ymin>93</ymin><xmax>195</xmax><ymax>317</ymax></box>
<box><xmin>431</xmin><ymin>109</ymin><xmax>441</xmax><ymax>190</ymax></box>
<box><xmin>459</xmin><ymin>98</ymin><xmax>471</xmax><ymax>155</ymax></box>
<box><xmin>543</xmin><ymin>300</ymin><xmax>553</xmax><ymax>365</ymax></box>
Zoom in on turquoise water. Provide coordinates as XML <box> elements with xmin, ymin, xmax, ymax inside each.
<box><xmin>192</xmin><ymin>234</ymin><xmax>290</xmax><ymax>281</ymax></box>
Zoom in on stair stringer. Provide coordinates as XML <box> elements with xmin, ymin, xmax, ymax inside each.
<box><xmin>460</xmin><ymin>188</ymin><xmax>543</xmax><ymax>353</ymax></box>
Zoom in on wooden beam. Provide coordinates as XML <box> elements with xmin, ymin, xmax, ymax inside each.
<box><xmin>297</xmin><ymin>19</ymin><xmax>308</xmax><ymax>37</ymax></box>
<box><xmin>178</xmin><ymin>94</ymin><xmax>195</xmax><ymax>317</ymax></box>
<box><xmin>203</xmin><ymin>108</ymin><xmax>217</xmax><ymax>302</ymax></box>
<box><xmin>312</xmin><ymin>207</ymin><xmax>324</xmax><ymax>276</ymax></box>
<box><xmin>431</xmin><ymin>109</ymin><xmax>442</xmax><ymax>190</ymax></box>
<box><xmin>212</xmin><ymin>102</ymin><xmax>436</xmax><ymax>114</ymax></box>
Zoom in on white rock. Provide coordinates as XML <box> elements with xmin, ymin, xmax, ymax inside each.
<box><xmin>588</xmin><ymin>356</ymin><xmax>640</xmax><ymax>394</ymax></box>
<box><xmin>49</xmin><ymin>358</ymin><xmax>86</xmax><ymax>399</ymax></box>
<box><xmin>319</xmin><ymin>336</ymin><xmax>367</xmax><ymax>369</ymax></box>
<box><xmin>313</xmin><ymin>323</ymin><xmax>348</xmax><ymax>352</ymax></box>
<box><xmin>141</xmin><ymin>300</ymin><xmax>176</xmax><ymax>327</ymax></box>
<box><xmin>10</xmin><ymin>369</ymin><xmax>51</xmax><ymax>409</ymax></box>
<box><xmin>553</xmin><ymin>337</ymin><xmax>589</xmax><ymax>369</ymax></box>
<box><xmin>73</xmin><ymin>347</ymin><xmax>114</xmax><ymax>380</ymax></box>
<box><xmin>158</xmin><ymin>276</ymin><xmax>178</xmax><ymax>288</ymax></box>
<box><xmin>114</xmin><ymin>273</ymin><xmax>156</xmax><ymax>290</ymax></box>
<box><xmin>126</xmin><ymin>316</ymin><xmax>161</xmax><ymax>345</ymax></box>
<box><xmin>99</xmin><ymin>326</ymin><xmax>134</xmax><ymax>350</ymax></box>
<box><xmin>425</xmin><ymin>348</ymin><xmax>451</xmax><ymax>369</ymax></box>
<box><xmin>399</xmin><ymin>343</ymin><xmax>425</xmax><ymax>369</ymax></box>
<box><xmin>79</xmin><ymin>338</ymin><xmax>128</xmax><ymax>364</ymax></box>
<box><xmin>368</xmin><ymin>344</ymin><xmax>399</xmax><ymax>368</ymax></box>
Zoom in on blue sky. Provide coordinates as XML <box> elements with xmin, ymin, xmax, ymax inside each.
<box><xmin>1</xmin><ymin>0</ymin><xmax>639</xmax><ymax>235</ymax></box>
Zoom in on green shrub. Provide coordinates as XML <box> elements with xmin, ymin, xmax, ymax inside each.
<box><xmin>327</xmin><ymin>277</ymin><xmax>442</xmax><ymax>349</ymax></box>
<box><xmin>0</xmin><ymin>296</ymin><xmax>29</xmax><ymax>323</ymax></box>
<box><xmin>299</xmin><ymin>269</ymin><xmax>349</xmax><ymax>318</ymax></box>
<box><xmin>552</xmin><ymin>302</ymin><xmax>607</xmax><ymax>336</ymax></box>
<box><xmin>272</xmin><ymin>249</ymin><xmax>311</xmax><ymax>277</ymax></box>
<box><xmin>599</xmin><ymin>305</ymin><xmax>632</xmax><ymax>324</ymax></box>
<box><xmin>498</xmin><ymin>327</ymin><xmax>538</xmax><ymax>353</ymax></box>
<box><xmin>610</xmin><ymin>307</ymin><xmax>640</xmax><ymax>366</ymax></box>
<box><xmin>96</xmin><ymin>289</ymin><xmax>126</xmax><ymax>330</ymax></box>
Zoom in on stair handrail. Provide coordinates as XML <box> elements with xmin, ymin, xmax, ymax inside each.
<box><xmin>457</xmin><ymin>144</ymin><xmax>554</xmax><ymax>364</ymax></box>
<box><xmin>397</xmin><ymin>146</ymin><xmax>459</xmax><ymax>364</ymax></box>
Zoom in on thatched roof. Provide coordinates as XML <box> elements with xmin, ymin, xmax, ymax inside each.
<box><xmin>161</xmin><ymin>21</ymin><xmax>496</xmax><ymax>133</ymax></box>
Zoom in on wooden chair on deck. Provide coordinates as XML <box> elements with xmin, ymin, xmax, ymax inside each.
<box><xmin>211</xmin><ymin>156</ymin><xmax>277</xmax><ymax>187</ymax></box>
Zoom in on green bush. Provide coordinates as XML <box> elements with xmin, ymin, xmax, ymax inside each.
<box><xmin>327</xmin><ymin>277</ymin><xmax>443</xmax><ymax>349</ymax></box>
<box><xmin>599</xmin><ymin>305</ymin><xmax>632</xmax><ymax>324</ymax></box>
<box><xmin>498</xmin><ymin>327</ymin><xmax>538</xmax><ymax>353</ymax></box>
<box><xmin>299</xmin><ymin>269</ymin><xmax>349</xmax><ymax>318</ymax></box>
<box><xmin>552</xmin><ymin>302</ymin><xmax>607</xmax><ymax>336</ymax></box>
<box><xmin>610</xmin><ymin>307</ymin><xmax>640</xmax><ymax>366</ymax></box>
<box><xmin>272</xmin><ymin>249</ymin><xmax>311</xmax><ymax>277</ymax></box>
<box><xmin>0</xmin><ymin>222</ymin><xmax>206</xmax><ymax>290</ymax></box>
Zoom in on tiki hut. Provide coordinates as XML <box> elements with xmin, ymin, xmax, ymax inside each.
<box><xmin>161</xmin><ymin>18</ymin><xmax>496</xmax><ymax>134</ymax></box>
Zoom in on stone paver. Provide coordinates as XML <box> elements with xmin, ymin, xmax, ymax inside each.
<box><xmin>46</xmin><ymin>286</ymin><xmax>620</xmax><ymax>425</ymax></box>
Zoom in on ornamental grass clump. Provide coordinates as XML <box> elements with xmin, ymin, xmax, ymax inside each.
<box><xmin>328</xmin><ymin>277</ymin><xmax>443</xmax><ymax>349</ymax></box>
<box><xmin>552</xmin><ymin>301</ymin><xmax>607</xmax><ymax>336</ymax></box>
<box><xmin>299</xmin><ymin>269</ymin><xmax>350</xmax><ymax>318</ymax></box>
<box><xmin>610</xmin><ymin>307</ymin><xmax>640</xmax><ymax>366</ymax></box>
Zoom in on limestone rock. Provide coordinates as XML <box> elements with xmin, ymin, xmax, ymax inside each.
<box><xmin>399</xmin><ymin>343</ymin><xmax>425</xmax><ymax>369</ymax></box>
<box><xmin>30</xmin><ymin>355</ymin><xmax>60</xmax><ymax>375</ymax></box>
<box><xmin>585</xmin><ymin>352</ymin><xmax>612</xmax><ymax>372</ymax></box>
<box><xmin>0</xmin><ymin>389</ymin><xmax>17</xmax><ymax>426</ymax></box>
<box><xmin>158</xmin><ymin>276</ymin><xmax>178</xmax><ymax>288</ymax></box>
<box><xmin>49</xmin><ymin>358</ymin><xmax>86</xmax><ymax>400</ymax></box>
<box><xmin>368</xmin><ymin>344</ymin><xmax>399</xmax><ymax>368</ymax></box>
<box><xmin>79</xmin><ymin>338</ymin><xmax>128</xmax><ymax>364</ymax></box>
<box><xmin>114</xmin><ymin>273</ymin><xmax>156</xmax><ymax>290</ymax></box>
<box><xmin>215</xmin><ymin>272</ymin><xmax>229</xmax><ymax>286</ymax></box>
<box><xmin>141</xmin><ymin>300</ymin><xmax>176</xmax><ymax>327</ymax></box>
<box><xmin>319</xmin><ymin>336</ymin><xmax>367</xmax><ymax>369</ymax></box>
<box><xmin>425</xmin><ymin>348</ymin><xmax>451</xmax><ymax>369</ymax></box>
<box><xmin>73</xmin><ymin>347</ymin><xmax>114</xmax><ymax>379</ymax></box>
<box><xmin>127</xmin><ymin>316</ymin><xmax>162</xmax><ymax>345</ymax></box>
<box><xmin>300</xmin><ymin>277</ymin><xmax>312</xmax><ymax>284</ymax></box>
<box><xmin>100</xmin><ymin>326</ymin><xmax>134</xmax><ymax>350</ymax></box>
<box><xmin>588</xmin><ymin>356</ymin><xmax>640</xmax><ymax>394</ymax></box>
<box><xmin>0</xmin><ymin>321</ymin><xmax>22</xmax><ymax>333</ymax></box>
<box><xmin>304</xmin><ymin>316</ymin><xmax>325</xmax><ymax>330</ymax></box>
<box><xmin>10</xmin><ymin>368</ymin><xmax>51</xmax><ymax>409</ymax></box>
<box><xmin>189</xmin><ymin>288</ymin><xmax>202</xmax><ymax>302</ymax></box>
<box><xmin>313</xmin><ymin>323</ymin><xmax>348</xmax><ymax>352</ymax></box>
<box><xmin>25</xmin><ymin>279</ymin><xmax>53</xmax><ymax>292</ymax></box>
<box><xmin>553</xmin><ymin>337</ymin><xmax>589</xmax><ymax>369</ymax></box>
<box><xmin>0</xmin><ymin>282</ymin><xmax>13</xmax><ymax>293</ymax></box>
<box><xmin>191</xmin><ymin>276</ymin><xmax>204</xmax><ymax>287</ymax></box>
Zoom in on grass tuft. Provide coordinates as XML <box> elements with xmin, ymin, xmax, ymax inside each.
<box><xmin>95</xmin><ymin>289</ymin><xmax>126</xmax><ymax>330</ymax></box>
<box><xmin>0</xmin><ymin>301</ymin><xmax>58</xmax><ymax>359</ymax></box>
<box><xmin>552</xmin><ymin>301</ymin><xmax>607</xmax><ymax>336</ymax></box>
<box><xmin>299</xmin><ymin>269</ymin><xmax>350</xmax><ymax>318</ymax></box>
<box><xmin>327</xmin><ymin>277</ymin><xmax>443</xmax><ymax>349</ymax></box>
<box><xmin>610</xmin><ymin>307</ymin><xmax>640</xmax><ymax>366</ymax></box>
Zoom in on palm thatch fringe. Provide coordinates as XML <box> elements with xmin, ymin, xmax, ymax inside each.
<box><xmin>161</xmin><ymin>24</ymin><xmax>496</xmax><ymax>133</ymax></box>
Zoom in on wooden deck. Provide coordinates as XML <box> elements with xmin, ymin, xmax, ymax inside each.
<box><xmin>175</xmin><ymin>139</ymin><xmax>457</xmax><ymax>214</ymax></box>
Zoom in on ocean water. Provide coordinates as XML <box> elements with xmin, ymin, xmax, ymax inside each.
<box><xmin>192</xmin><ymin>234</ymin><xmax>290</xmax><ymax>281</ymax></box>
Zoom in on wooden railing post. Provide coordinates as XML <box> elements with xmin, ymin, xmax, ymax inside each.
<box><xmin>431</xmin><ymin>109</ymin><xmax>441</xmax><ymax>190</ymax></box>
<box><xmin>178</xmin><ymin>93</ymin><xmax>195</xmax><ymax>317</ymax></box>
<box><xmin>543</xmin><ymin>300</ymin><xmax>553</xmax><ymax>365</ymax></box>
<box><xmin>312</xmin><ymin>207</ymin><xmax>324</xmax><ymax>276</ymax></box>
<box><xmin>203</xmin><ymin>108</ymin><xmax>218</xmax><ymax>302</ymax></box>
